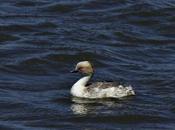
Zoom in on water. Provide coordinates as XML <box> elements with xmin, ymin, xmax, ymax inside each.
<box><xmin>0</xmin><ymin>0</ymin><xmax>175</xmax><ymax>129</ymax></box>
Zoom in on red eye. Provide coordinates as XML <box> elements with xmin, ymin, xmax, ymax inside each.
<box><xmin>78</xmin><ymin>67</ymin><xmax>83</xmax><ymax>71</ymax></box>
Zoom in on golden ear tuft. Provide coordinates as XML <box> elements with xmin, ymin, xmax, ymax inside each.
<box><xmin>75</xmin><ymin>61</ymin><xmax>94</xmax><ymax>74</ymax></box>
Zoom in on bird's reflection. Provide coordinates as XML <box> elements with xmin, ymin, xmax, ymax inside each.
<box><xmin>71</xmin><ymin>97</ymin><xmax>124</xmax><ymax>115</ymax></box>
<box><xmin>71</xmin><ymin>103</ymin><xmax>88</xmax><ymax>115</ymax></box>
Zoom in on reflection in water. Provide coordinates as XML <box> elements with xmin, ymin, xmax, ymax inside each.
<box><xmin>71</xmin><ymin>97</ymin><xmax>123</xmax><ymax>115</ymax></box>
<box><xmin>71</xmin><ymin>104</ymin><xmax>88</xmax><ymax>115</ymax></box>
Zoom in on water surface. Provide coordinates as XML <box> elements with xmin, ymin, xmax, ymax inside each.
<box><xmin>0</xmin><ymin>0</ymin><xmax>175</xmax><ymax>129</ymax></box>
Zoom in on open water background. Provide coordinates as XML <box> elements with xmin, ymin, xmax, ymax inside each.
<box><xmin>0</xmin><ymin>0</ymin><xmax>175</xmax><ymax>129</ymax></box>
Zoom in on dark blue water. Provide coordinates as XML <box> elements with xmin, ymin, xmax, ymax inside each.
<box><xmin>0</xmin><ymin>0</ymin><xmax>175</xmax><ymax>129</ymax></box>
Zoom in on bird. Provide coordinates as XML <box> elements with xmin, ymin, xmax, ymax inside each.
<box><xmin>70</xmin><ymin>61</ymin><xmax>135</xmax><ymax>99</ymax></box>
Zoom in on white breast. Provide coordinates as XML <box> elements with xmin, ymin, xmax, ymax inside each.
<box><xmin>71</xmin><ymin>76</ymin><xmax>135</xmax><ymax>99</ymax></box>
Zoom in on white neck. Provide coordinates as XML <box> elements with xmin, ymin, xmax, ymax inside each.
<box><xmin>71</xmin><ymin>75</ymin><xmax>91</xmax><ymax>97</ymax></box>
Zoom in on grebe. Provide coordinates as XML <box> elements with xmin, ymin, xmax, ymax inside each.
<box><xmin>71</xmin><ymin>61</ymin><xmax>135</xmax><ymax>99</ymax></box>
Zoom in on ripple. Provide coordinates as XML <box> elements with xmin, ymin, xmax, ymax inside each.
<box><xmin>14</xmin><ymin>1</ymin><xmax>47</xmax><ymax>7</ymax></box>
<box><xmin>43</xmin><ymin>3</ymin><xmax>80</xmax><ymax>14</ymax></box>
<box><xmin>0</xmin><ymin>33</ymin><xmax>20</xmax><ymax>42</ymax></box>
<box><xmin>63</xmin><ymin>114</ymin><xmax>172</xmax><ymax>124</ymax></box>
<box><xmin>46</xmin><ymin>52</ymin><xmax>101</xmax><ymax>63</ymax></box>
<box><xmin>0</xmin><ymin>22</ymin><xmax>57</xmax><ymax>33</ymax></box>
<box><xmin>34</xmin><ymin>31</ymin><xmax>58</xmax><ymax>36</ymax></box>
<box><xmin>114</xmin><ymin>31</ymin><xmax>175</xmax><ymax>44</ymax></box>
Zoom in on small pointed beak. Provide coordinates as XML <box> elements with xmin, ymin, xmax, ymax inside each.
<box><xmin>70</xmin><ymin>70</ymin><xmax>78</xmax><ymax>73</ymax></box>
